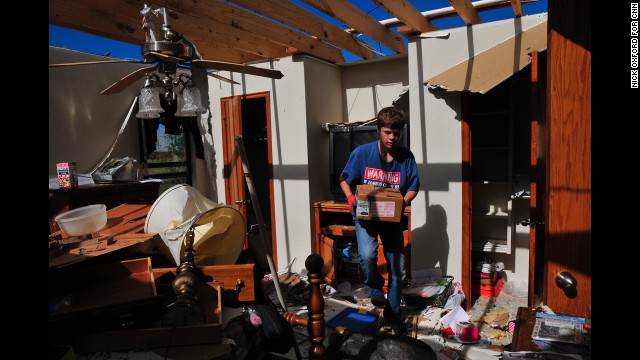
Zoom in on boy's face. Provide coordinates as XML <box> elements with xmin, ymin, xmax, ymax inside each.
<box><xmin>378</xmin><ymin>126</ymin><xmax>403</xmax><ymax>150</ymax></box>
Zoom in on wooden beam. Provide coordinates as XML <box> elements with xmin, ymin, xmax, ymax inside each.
<box><xmin>49</xmin><ymin>0</ymin><xmax>267</xmax><ymax>64</ymax></box>
<box><xmin>370</xmin><ymin>0</ymin><xmax>438</xmax><ymax>34</ymax></box>
<box><xmin>229</xmin><ymin>0</ymin><xmax>376</xmax><ymax>59</ymax></box>
<box><xmin>140</xmin><ymin>1</ymin><xmax>290</xmax><ymax>60</ymax></box>
<box><xmin>160</xmin><ymin>0</ymin><xmax>344</xmax><ymax>63</ymax></box>
<box><xmin>510</xmin><ymin>0</ymin><xmax>524</xmax><ymax>17</ymax></box>
<box><xmin>447</xmin><ymin>0</ymin><xmax>483</xmax><ymax>25</ymax></box>
<box><xmin>301</xmin><ymin>0</ymin><xmax>406</xmax><ymax>54</ymax></box>
<box><xmin>396</xmin><ymin>0</ymin><xmax>537</xmax><ymax>35</ymax></box>
<box><xmin>50</xmin><ymin>0</ymin><xmax>144</xmax><ymax>48</ymax></box>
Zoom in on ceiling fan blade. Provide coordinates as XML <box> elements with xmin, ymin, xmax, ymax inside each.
<box><xmin>207</xmin><ymin>72</ymin><xmax>240</xmax><ymax>85</ymax></box>
<box><xmin>147</xmin><ymin>52</ymin><xmax>186</xmax><ymax>63</ymax></box>
<box><xmin>100</xmin><ymin>66</ymin><xmax>157</xmax><ymax>95</ymax></box>
<box><xmin>191</xmin><ymin>59</ymin><xmax>283</xmax><ymax>79</ymax></box>
<box><xmin>50</xmin><ymin>59</ymin><xmax>147</xmax><ymax>68</ymax></box>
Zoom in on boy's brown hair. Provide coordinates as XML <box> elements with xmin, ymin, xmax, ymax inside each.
<box><xmin>376</xmin><ymin>106</ymin><xmax>406</xmax><ymax>131</ymax></box>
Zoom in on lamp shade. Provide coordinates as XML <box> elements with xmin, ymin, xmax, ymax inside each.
<box><xmin>136</xmin><ymin>87</ymin><xmax>165</xmax><ymax>119</ymax></box>
<box><xmin>175</xmin><ymin>91</ymin><xmax>197</xmax><ymax>117</ymax></box>
<box><xmin>179</xmin><ymin>86</ymin><xmax>206</xmax><ymax>115</ymax></box>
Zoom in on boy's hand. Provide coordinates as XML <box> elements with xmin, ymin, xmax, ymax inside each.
<box><xmin>347</xmin><ymin>194</ymin><xmax>356</xmax><ymax>215</ymax></box>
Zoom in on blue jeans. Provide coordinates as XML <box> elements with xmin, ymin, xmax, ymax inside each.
<box><xmin>354</xmin><ymin>218</ymin><xmax>405</xmax><ymax>318</ymax></box>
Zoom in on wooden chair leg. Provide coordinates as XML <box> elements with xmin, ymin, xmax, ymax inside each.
<box><xmin>282</xmin><ymin>254</ymin><xmax>326</xmax><ymax>359</ymax></box>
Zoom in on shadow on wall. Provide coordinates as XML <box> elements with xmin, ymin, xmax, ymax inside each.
<box><xmin>411</xmin><ymin>204</ymin><xmax>449</xmax><ymax>275</ymax></box>
<box><xmin>428</xmin><ymin>87</ymin><xmax>462</xmax><ymax>121</ymax></box>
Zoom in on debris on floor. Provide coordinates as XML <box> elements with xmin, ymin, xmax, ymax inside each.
<box><xmin>467</xmin><ymin>287</ymin><xmax>528</xmax><ymax>347</ymax></box>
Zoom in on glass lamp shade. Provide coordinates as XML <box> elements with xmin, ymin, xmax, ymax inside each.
<box><xmin>179</xmin><ymin>86</ymin><xmax>206</xmax><ymax>115</ymax></box>
<box><xmin>174</xmin><ymin>91</ymin><xmax>197</xmax><ymax>117</ymax></box>
<box><xmin>136</xmin><ymin>87</ymin><xmax>165</xmax><ymax>119</ymax></box>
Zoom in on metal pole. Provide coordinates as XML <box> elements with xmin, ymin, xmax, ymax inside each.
<box><xmin>234</xmin><ymin>136</ymin><xmax>302</xmax><ymax>360</ymax></box>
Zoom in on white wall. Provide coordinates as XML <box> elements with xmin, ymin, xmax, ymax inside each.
<box><xmin>208</xmin><ymin>56</ymin><xmax>316</xmax><ymax>274</ymax></box>
<box><xmin>341</xmin><ymin>55</ymin><xmax>408</xmax><ymax>122</ymax></box>
<box><xmin>303</xmin><ymin>57</ymin><xmax>343</xmax><ymax>208</ymax></box>
<box><xmin>407</xmin><ymin>14</ymin><xmax>547</xmax><ymax>283</ymax></box>
<box><xmin>206</xmin><ymin>55</ymin><xmax>410</xmax><ymax>275</ymax></box>
<box><xmin>49</xmin><ymin>47</ymin><xmax>146</xmax><ymax>178</ymax></box>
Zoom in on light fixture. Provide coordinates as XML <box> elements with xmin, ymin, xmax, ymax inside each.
<box><xmin>175</xmin><ymin>74</ymin><xmax>206</xmax><ymax>117</ymax></box>
<box><xmin>135</xmin><ymin>77</ymin><xmax>165</xmax><ymax>119</ymax></box>
<box><xmin>136</xmin><ymin>72</ymin><xmax>206</xmax><ymax>119</ymax></box>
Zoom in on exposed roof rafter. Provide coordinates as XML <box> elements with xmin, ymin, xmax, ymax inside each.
<box><xmin>49</xmin><ymin>0</ymin><xmax>544</xmax><ymax>65</ymax></box>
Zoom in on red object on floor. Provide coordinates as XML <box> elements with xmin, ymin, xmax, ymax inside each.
<box><xmin>472</xmin><ymin>277</ymin><xmax>504</xmax><ymax>298</ymax></box>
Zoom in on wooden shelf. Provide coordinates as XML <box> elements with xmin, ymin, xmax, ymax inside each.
<box><xmin>321</xmin><ymin>224</ymin><xmax>356</xmax><ymax>237</ymax></box>
<box><xmin>314</xmin><ymin>200</ymin><xmax>411</xmax><ymax>285</ymax></box>
<box><xmin>473</xmin><ymin>213</ymin><xmax>509</xmax><ymax>219</ymax></box>
<box><xmin>472</xmin><ymin>239</ymin><xmax>509</xmax><ymax>253</ymax></box>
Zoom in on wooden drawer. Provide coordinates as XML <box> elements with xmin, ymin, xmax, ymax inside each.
<box><xmin>49</xmin><ymin>258</ymin><xmax>163</xmax><ymax>340</ymax></box>
<box><xmin>153</xmin><ymin>263</ymin><xmax>257</xmax><ymax>305</ymax></box>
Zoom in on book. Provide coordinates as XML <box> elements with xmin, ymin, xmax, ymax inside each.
<box><xmin>531</xmin><ymin>314</ymin><xmax>586</xmax><ymax>345</ymax></box>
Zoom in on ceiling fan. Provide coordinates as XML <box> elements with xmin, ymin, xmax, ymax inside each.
<box><xmin>49</xmin><ymin>5</ymin><xmax>284</xmax><ymax>100</ymax></box>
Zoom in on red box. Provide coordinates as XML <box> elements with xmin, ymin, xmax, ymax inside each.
<box><xmin>472</xmin><ymin>277</ymin><xmax>504</xmax><ymax>298</ymax></box>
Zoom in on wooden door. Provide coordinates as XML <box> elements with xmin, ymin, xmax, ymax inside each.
<box><xmin>542</xmin><ymin>1</ymin><xmax>591</xmax><ymax>318</ymax></box>
<box><xmin>220</xmin><ymin>92</ymin><xmax>277</xmax><ymax>268</ymax></box>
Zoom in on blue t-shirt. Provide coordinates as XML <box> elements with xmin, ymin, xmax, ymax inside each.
<box><xmin>341</xmin><ymin>141</ymin><xmax>420</xmax><ymax>195</ymax></box>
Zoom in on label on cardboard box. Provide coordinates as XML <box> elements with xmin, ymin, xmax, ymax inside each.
<box><xmin>355</xmin><ymin>184</ymin><xmax>403</xmax><ymax>222</ymax></box>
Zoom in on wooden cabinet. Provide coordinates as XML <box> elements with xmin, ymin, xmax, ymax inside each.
<box><xmin>313</xmin><ymin>200</ymin><xmax>411</xmax><ymax>286</ymax></box>
<box><xmin>49</xmin><ymin>182</ymin><xmax>161</xmax><ymax>233</ymax></box>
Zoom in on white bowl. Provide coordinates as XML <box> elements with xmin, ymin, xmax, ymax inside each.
<box><xmin>55</xmin><ymin>204</ymin><xmax>108</xmax><ymax>236</ymax></box>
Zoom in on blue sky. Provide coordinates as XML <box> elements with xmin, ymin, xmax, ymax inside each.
<box><xmin>49</xmin><ymin>0</ymin><xmax>547</xmax><ymax>63</ymax></box>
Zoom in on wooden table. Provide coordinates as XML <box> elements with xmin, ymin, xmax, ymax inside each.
<box><xmin>49</xmin><ymin>204</ymin><xmax>159</xmax><ymax>268</ymax></box>
<box><xmin>510</xmin><ymin>306</ymin><xmax>541</xmax><ymax>352</ymax></box>
<box><xmin>49</xmin><ymin>181</ymin><xmax>161</xmax><ymax>233</ymax></box>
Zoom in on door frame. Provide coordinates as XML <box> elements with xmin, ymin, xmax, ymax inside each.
<box><xmin>220</xmin><ymin>91</ymin><xmax>278</xmax><ymax>266</ymax></box>
<box><xmin>461</xmin><ymin>67</ymin><xmax>536</xmax><ymax>311</ymax></box>
<box><xmin>529</xmin><ymin>50</ymin><xmax>546</xmax><ymax>308</ymax></box>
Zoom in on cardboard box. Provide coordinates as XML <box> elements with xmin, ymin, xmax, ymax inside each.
<box><xmin>356</xmin><ymin>184</ymin><xmax>403</xmax><ymax>222</ymax></box>
<box><xmin>472</xmin><ymin>277</ymin><xmax>504</xmax><ymax>298</ymax></box>
<box><xmin>57</xmin><ymin>162</ymin><xmax>78</xmax><ymax>189</ymax></box>
<box><xmin>472</xmin><ymin>270</ymin><xmax>498</xmax><ymax>285</ymax></box>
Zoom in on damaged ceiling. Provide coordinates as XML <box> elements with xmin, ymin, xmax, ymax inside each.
<box><xmin>49</xmin><ymin>0</ymin><xmax>540</xmax><ymax>65</ymax></box>
<box><xmin>424</xmin><ymin>16</ymin><xmax>547</xmax><ymax>94</ymax></box>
